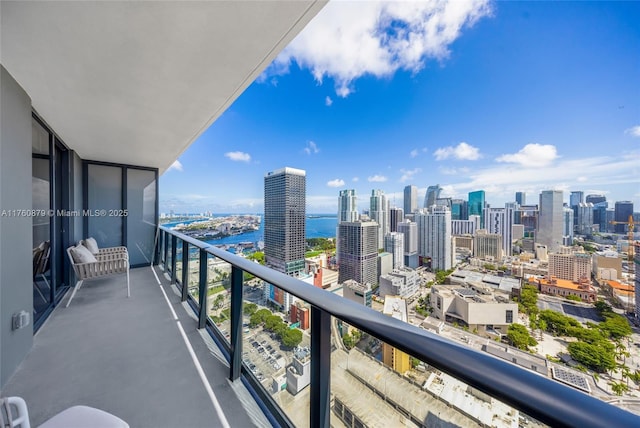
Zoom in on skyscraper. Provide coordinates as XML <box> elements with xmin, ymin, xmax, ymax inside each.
<box><xmin>424</xmin><ymin>184</ymin><xmax>442</xmax><ymax>209</ymax></box>
<box><xmin>397</xmin><ymin>219</ymin><xmax>418</xmax><ymax>268</ymax></box>
<box><xmin>338</xmin><ymin>219</ymin><xmax>379</xmax><ymax>286</ymax></box>
<box><xmin>515</xmin><ymin>192</ymin><xmax>526</xmax><ymax>206</ymax></box>
<box><xmin>484</xmin><ymin>203</ymin><xmax>515</xmax><ymax>258</ymax></box>
<box><xmin>404</xmin><ymin>185</ymin><xmax>417</xmax><ymax>215</ymax></box>
<box><xmin>451</xmin><ymin>199</ymin><xmax>468</xmax><ymax>220</ymax></box>
<box><xmin>563</xmin><ymin>206</ymin><xmax>574</xmax><ymax>246</ymax></box>
<box><xmin>537</xmin><ymin>190</ymin><xmax>564</xmax><ymax>253</ymax></box>
<box><xmin>384</xmin><ymin>232</ymin><xmax>405</xmax><ymax>269</ymax></box>
<box><xmin>389</xmin><ymin>207</ymin><xmax>404</xmax><ymax>232</ymax></box>
<box><xmin>338</xmin><ymin>189</ymin><xmax>358</xmax><ymax>222</ymax></box>
<box><xmin>576</xmin><ymin>202</ymin><xmax>594</xmax><ymax>235</ymax></box>
<box><xmin>264</xmin><ymin>167</ymin><xmax>306</xmax><ymax>308</ymax></box>
<box><xmin>569</xmin><ymin>191</ymin><xmax>584</xmax><ymax>207</ymax></box>
<box><xmin>586</xmin><ymin>194</ymin><xmax>606</xmax><ymax>205</ymax></box>
<box><xmin>370</xmin><ymin>189</ymin><xmax>389</xmax><ymax>249</ymax></box>
<box><xmin>468</xmin><ymin>190</ymin><xmax>486</xmax><ymax>228</ymax></box>
<box><xmin>416</xmin><ymin>206</ymin><xmax>452</xmax><ymax>271</ymax></box>
<box><xmin>614</xmin><ymin>201</ymin><xmax>634</xmax><ymax>234</ymax></box>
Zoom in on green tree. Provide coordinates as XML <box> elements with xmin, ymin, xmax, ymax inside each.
<box><xmin>249</xmin><ymin>308</ymin><xmax>272</xmax><ymax>327</ymax></box>
<box><xmin>599</xmin><ymin>314</ymin><xmax>632</xmax><ymax>340</ymax></box>
<box><xmin>594</xmin><ymin>299</ymin><xmax>612</xmax><ymax>315</ymax></box>
<box><xmin>243</xmin><ymin>302</ymin><xmax>258</xmax><ymax>316</ymax></box>
<box><xmin>281</xmin><ymin>328</ymin><xmax>303</xmax><ymax>348</ymax></box>
<box><xmin>507</xmin><ymin>324</ymin><xmax>538</xmax><ymax>351</ymax></box>
<box><xmin>568</xmin><ymin>341</ymin><xmax>616</xmax><ymax>373</ymax></box>
<box><xmin>265</xmin><ymin>314</ymin><xmax>284</xmax><ymax>332</ymax></box>
<box><xmin>566</xmin><ymin>294</ymin><xmax>582</xmax><ymax>302</ymax></box>
<box><xmin>247</xmin><ymin>251</ymin><xmax>265</xmax><ymax>265</ymax></box>
<box><xmin>610</xmin><ymin>381</ymin><xmax>629</xmax><ymax>396</ymax></box>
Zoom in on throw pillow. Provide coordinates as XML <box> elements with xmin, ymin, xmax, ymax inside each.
<box><xmin>83</xmin><ymin>237</ymin><xmax>100</xmax><ymax>255</ymax></box>
<box><xmin>70</xmin><ymin>244</ymin><xmax>97</xmax><ymax>264</ymax></box>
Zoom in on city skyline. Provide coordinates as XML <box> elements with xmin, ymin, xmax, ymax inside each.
<box><xmin>160</xmin><ymin>1</ymin><xmax>640</xmax><ymax>214</ymax></box>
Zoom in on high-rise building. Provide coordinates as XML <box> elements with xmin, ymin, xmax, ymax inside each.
<box><xmin>397</xmin><ymin>219</ymin><xmax>418</xmax><ymax>268</ymax></box>
<box><xmin>484</xmin><ymin>203</ymin><xmax>515</xmax><ymax>258</ymax></box>
<box><xmin>592</xmin><ymin>201</ymin><xmax>608</xmax><ymax>232</ymax></box>
<box><xmin>451</xmin><ymin>219</ymin><xmax>477</xmax><ymax>236</ymax></box>
<box><xmin>569</xmin><ymin>191</ymin><xmax>584</xmax><ymax>230</ymax></box>
<box><xmin>370</xmin><ymin>189</ymin><xmax>389</xmax><ymax>248</ymax></box>
<box><xmin>451</xmin><ymin>199</ymin><xmax>468</xmax><ymax>220</ymax></box>
<box><xmin>416</xmin><ymin>206</ymin><xmax>452</xmax><ymax>271</ymax></box>
<box><xmin>515</xmin><ymin>192</ymin><xmax>526</xmax><ymax>206</ymax></box>
<box><xmin>569</xmin><ymin>191</ymin><xmax>584</xmax><ymax>207</ymax></box>
<box><xmin>264</xmin><ymin>167</ymin><xmax>306</xmax><ymax>309</ymax></box>
<box><xmin>473</xmin><ymin>231</ymin><xmax>503</xmax><ymax>260</ymax></box>
<box><xmin>403</xmin><ymin>185</ymin><xmax>417</xmax><ymax>215</ymax></box>
<box><xmin>379</xmin><ymin>267</ymin><xmax>419</xmax><ymax>299</ymax></box>
<box><xmin>389</xmin><ymin>207</ymin><xmax>404</xmax><ymax>232</ymax></box>
<box><xmin>576</xmin><ymin>202</ymin><xmax>594</xmax><ymax>235</ymax></box>
<box><xmin>586</xmin><ymin>194</ymin><xmax>606</xmax><ymax>205</ymax></box>
<box><xmin>614</xmin><ymin>201</ymin><xmax>634</xmax><ymax>234</ymax></box>
<box><xmin>537</xmin><ymin>190</ymin><xmax>564</xmax><ymax>253</ymax></box>
<box><xmin>515</xmin><ymin>205</ymin><xmax>538</xmax><ymax>239</ymax></box>
<box><xmin>338</xmin><ymin>189</ymin><xmax>358</xmax><ymax>222</ymax></box>
<box><xmin>384</xmin><ymin>232</ymin><xmax>405</xmax><ymax>270</ymax></box>
<box><xmin>548</xmin><ymin>247</ymin><xmax>591</xmax><ymax>282</ymax></box>
<box><xmin>635</xmin><ymin>244</ymin><xmax>640</xmax><ymax>320</ymax></box>
<box><xmin>468</xmin><ymin>190</ymin><xmax>486</xmax><ymax>228</ymax></box>
<box><xmin>563</xmin><ymin>206</ymin><xmax>574</xmax><ymax>246</ymax></box>
<box><xmin>424</xmin><ymin>184</ymin><xmax>442</xmax><ymax>209</ymax></box>
<box><xmin>338</xmin><ymin>219</ymin><xmax>379</xmax><ymax>286</ymax></box>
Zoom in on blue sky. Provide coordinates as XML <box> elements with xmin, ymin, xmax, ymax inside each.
<box><xmin>160</xmin><ymin>0</ymin><xmax>640</xmax><ymax>214</ymax></box>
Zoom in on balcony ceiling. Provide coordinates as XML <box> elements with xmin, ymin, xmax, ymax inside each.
<box><xmin>1</xmin><ymin>1</ymin><xmax>326</xmax><ymax>172</ymax></box>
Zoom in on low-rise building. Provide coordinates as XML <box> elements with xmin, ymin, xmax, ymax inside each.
<box><xmin>592</xmin><ymin>252</ymin><xmax>623</xmax><ymax>280</ymax></box>
<box><xmin>430</xmin><ymin>284</ymin><xmax>518</xmax><ymax>335</ymax></box>
<box><xmin>286</xmin><ymin>348</ymin><xmax>311</xmax><ymax>395</ymax></box>
<box><xmin>379</xmin><ymin>267</ymin><xmax>419</xmax><ymax>299</ymax></box>
<box><xmin>530</xmin><ymin>276</ymin><xmax>597</xmax><ymax>302</ymax></box>
<box><xmin>289</xmin><ymin>301</ymin><xmax>310</xmax><ymax>330</ymax></box>
<box><xmin>382</xmin><ymin>296</ymin><xmax>411</xmax><ymax>374</ymax></box>
<box><xmin>342</xmin><ymin>279</ymin><xmax>373</xmax><ymax>307</ymax></box>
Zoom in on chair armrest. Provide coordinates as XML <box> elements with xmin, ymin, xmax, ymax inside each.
<box><xmin>97</xmin><ymin>246</ymin><xmax>128</xmax><ymax>255</ymax></box>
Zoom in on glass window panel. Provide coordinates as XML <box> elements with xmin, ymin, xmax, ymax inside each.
<box><xmin>208</xmin><ymin>255</ymin><xmax>231</xmax><ymax>343</ymax></box>
<box><xmin>126</xmin><ymin>168</ymin><xmax>156</xmax><ymax>265</ymax></box>
<box><xmin>32</xmin><ymin>119</ymin><xmax>49</xmax><ymax>155</ymax></box>
<box><xmin>32</xmin><ymin>156</ymin><xmax>51</xmax><ymax>317</ymax></box>
<box><xmin>242</xmin><ymin>278</ymin><xmax>311</xmax><ymax>427</ymax></box>
<box><xmin>87</xmin><ymin>164</ymin><xmax>122</xmax><ymax>248</ymax></box>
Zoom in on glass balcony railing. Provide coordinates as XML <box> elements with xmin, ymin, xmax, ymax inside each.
<box><xmin>157</xmin><ymin>226</ymin><xmax>639</xmax><ymax>428</ymax></box>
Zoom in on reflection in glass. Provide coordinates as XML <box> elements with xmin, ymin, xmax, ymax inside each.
<box><xmin>87</xmin><ymin>164</ymin><xmax>122</xmax><ymax>248</ymax></box>
<box><xmin>126</xmin><ymin>169</ymin><xmax>156</xmax><ymax>265</ymax></box>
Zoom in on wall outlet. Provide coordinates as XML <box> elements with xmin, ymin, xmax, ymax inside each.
<box><xmin>12</xmin><ymin>310</ymin><xmax>30</xmax><ymax>330</ymax></box>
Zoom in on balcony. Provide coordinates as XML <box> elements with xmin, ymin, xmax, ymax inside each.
<box><xmin>6</xmin><ymin>225</ymin><xmax>638</xmax><ymax>427</ymax></box>
<box><xmin>1</xmin><ymin>265</ymin><xmax>267</xmax><ymax>427</ymax></box>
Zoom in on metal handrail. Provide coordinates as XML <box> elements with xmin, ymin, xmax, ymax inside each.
<box><xmin>159</xmin><ymin>226</ymin><xmax>640</xmax><ymax>428</ymax></box>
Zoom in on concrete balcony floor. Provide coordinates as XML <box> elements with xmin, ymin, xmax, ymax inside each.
<box><xmin>1</xmin><ymin>266</ymin><xmax>270</xmax><ymax>428</ymax></box>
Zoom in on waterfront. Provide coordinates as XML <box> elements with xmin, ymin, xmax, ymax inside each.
<box><xmin>163</xmin><ymin>214</ymin><xmax>337</xmax><ymax>246</ymax></box>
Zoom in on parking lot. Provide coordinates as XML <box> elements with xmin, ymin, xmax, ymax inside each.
<box><xmin>244</xmin><ymin>327</ymin><xmax>289</xmax><ymax>385</ymax></box>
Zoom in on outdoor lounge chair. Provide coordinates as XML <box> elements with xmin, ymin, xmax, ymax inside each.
<box><xmin>0</xmin><ymin>396</ymin><xmax>129</xmax><ymax>428</ymax></box>
<box><xmin>65</xmin><ymin>241</ymin><xmax>130</xmax><ymax>307</ymax></box>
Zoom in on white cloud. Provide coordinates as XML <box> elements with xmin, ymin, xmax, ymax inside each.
<box><xmin>577</xmin><ymin>176</ymin><xmax>588</xmax><ymax>182</ymax></box>
<box><xmin>399</xmin><ymin>168</ymin><xmax>421</xmax><ymax>182</ymax></box>
<box><xmin>167</xmin><ymin>160</ymin><xmax>183</xmax><ymax>172</ymax></box>
<box><xmin>304</xmin><ymin>141</ymin><xmax>320</xmax><ymax>155</ymax></box>
<box><xmin>439</xmin><ymin>166</ymin><xmax>470</xmax><ymax>176</ymax></box>
<box><xmin>263</xmin><ymin>0</ymin><xmax>492</xmax><ymax>96</ymax></box>
<box><xmin>325</xmin><ymin>96</ymin><xmax>333</xmax><ymax>106</ymax></box>
<box><xmin>410</xmin><ymin>149</ymin><xmax>419</xmax><ymax>158</ymax></box>
<box><xmin>224</xmin><ymin>151</ymin><xmax>251</xmax><ymax>162</ymax></box>
<box><xmin>624</xmin><ymin>125</ymin><xmax>640</xmax><ymax>137</ymax></box>
<box><xmin>496</xmin><ymin>143</ymin><xmax>558</xmax><ymax>167</ymax></box>
<box><xmin>368</xmin><ymin>174</ymin><xmax>388</xmax><ymax>183</ymax></box>
<box><xmin>327</xmin><ymin>178</ymin><xmax>345</xmax><ymax>187</ymax></box>
<box><xmin>434</xmin><ymin>142</ymin><xmax>481</xmax><ymax>161</ymax></box>
<box><xmin>352</xmin><ymin>177</ymin><xmax>359</xmax><ymax>182</ymax></box>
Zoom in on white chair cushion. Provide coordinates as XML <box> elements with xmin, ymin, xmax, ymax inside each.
<box><xmin>83</xmin><ymin>237</ymin><xmax>100</xmax><ymax>255</ymax></box>
<box><xmin>38</xmin><ymin>405</ymin><xmax>129</xmax><ymax>428</ymax></box>
<box><xmin>70</xmin><ymin>245</ymin><xmax>97</xmax><ymax>264</ymax></box>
